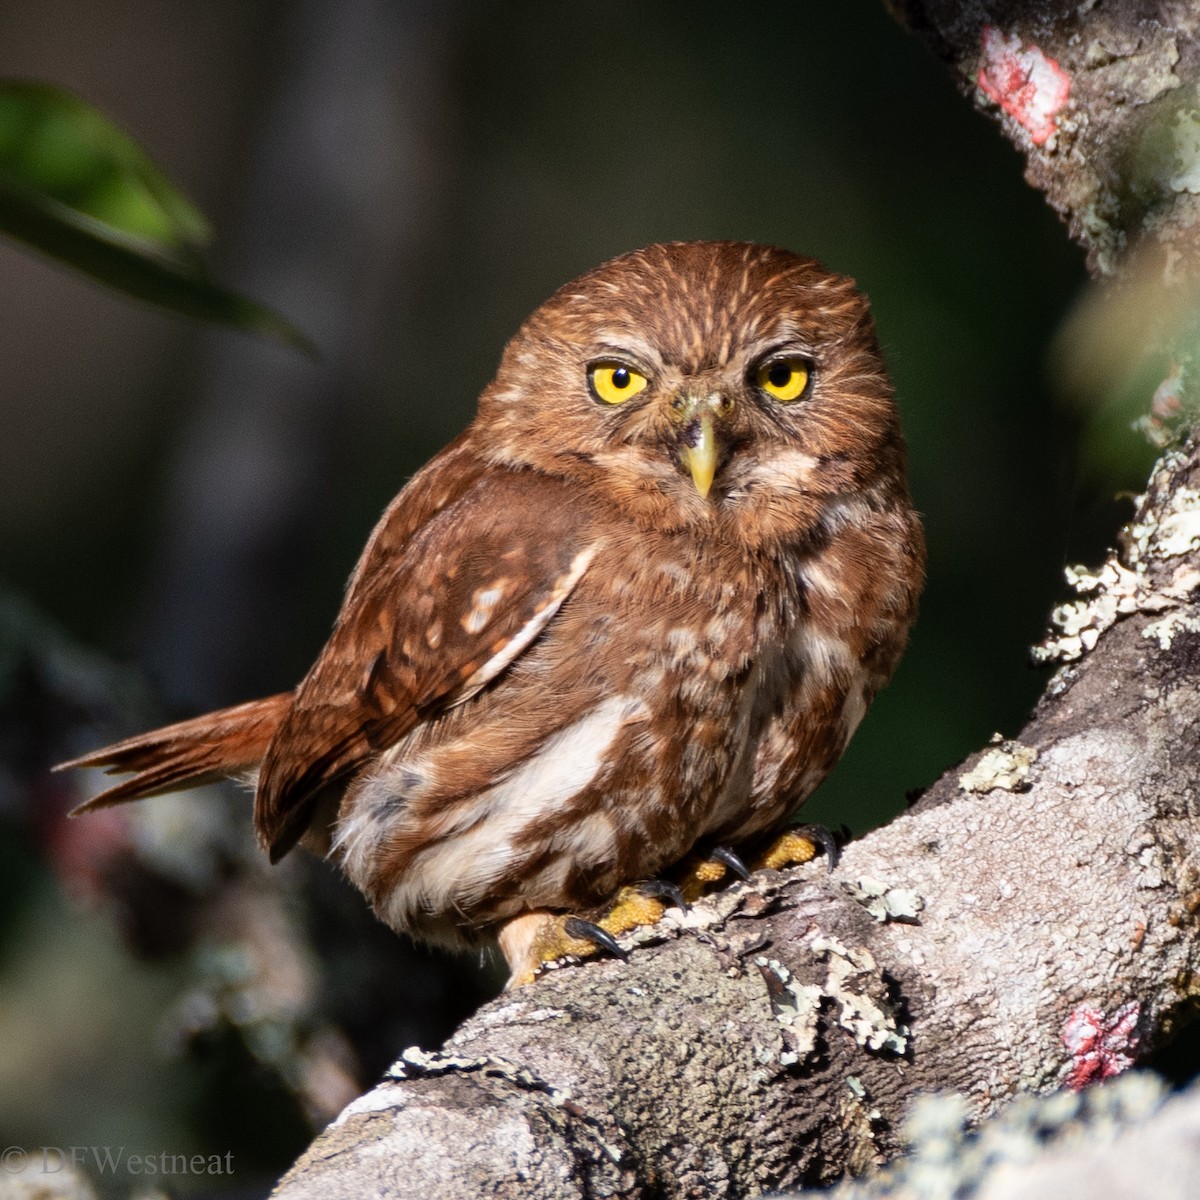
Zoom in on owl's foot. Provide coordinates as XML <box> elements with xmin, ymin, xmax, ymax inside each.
<box><xmin>674</xmin><ymin>828</ymin><xmax>839</xmax><ymax>905</ymax></box>
<box><xmin>752</xmin><ymin>824</ymin><xmax>840</xmax><ymax>873</ymax></box>
<box><xmin>499</xmin><ymin>884</ymin><xmax>685</xmax><ymax>987</ymax></box>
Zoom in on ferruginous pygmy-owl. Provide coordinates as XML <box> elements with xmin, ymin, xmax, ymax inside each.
<box><xmin>61</xmin><ymin>241</ymin><xmax>925</xmax><ymax>984</ymax></box>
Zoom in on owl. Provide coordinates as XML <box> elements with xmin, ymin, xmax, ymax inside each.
<box><xmin>62</xmin><ymin>241</ymin><xmax>925</xmax><ymax>985</ymax></box>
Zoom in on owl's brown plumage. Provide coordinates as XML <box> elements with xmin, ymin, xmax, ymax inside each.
<box><xmin>61</xmin><ymin>241</ymin><xmax>925</xmax><ymax>980</ymax></box>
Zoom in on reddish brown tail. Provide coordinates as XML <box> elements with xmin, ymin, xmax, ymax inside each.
<box><xmin>56</xmin><ymin>692</ymin><xmax>293</xmax><ymax>814</ymax></box>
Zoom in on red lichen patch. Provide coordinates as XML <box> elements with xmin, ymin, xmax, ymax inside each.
<box><xmin>1062</xmin><ymin>1001</ymin><xmax>1141</xmax><ymax>1090</ymax></box>
<box><xmin>1152</xmin><ymin>361</ymin><xmax>1185</xmax><ymax>423</ymax></box>
<box><xmin>978</xmin><ymin>26</ymin><xmax>1072</xmax><ymax>146</ymax></box>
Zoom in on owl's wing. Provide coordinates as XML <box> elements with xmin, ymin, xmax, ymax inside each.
<box><xmin>255</xmin><ymin>461</ymin><xmax>597</xmax><ymax>861</ymax></box>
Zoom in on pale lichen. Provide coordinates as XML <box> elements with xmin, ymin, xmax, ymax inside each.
<box><xmin>1149</xmin><ymin>492</ymin><xmax>1200</xmax><ymax>555</ymax></box>
<box><xmin>810</xmin><ymin>935</ymin><xmax>910</xmax><ymax>1055</ymax></box>
<box><xmin>1081</xmin><ymin>31</ymin><xmax>1180</xmax><ymax>107</ymax></box>
<box><xmin>958</xmin><ymin>736</ymin><xmax>1038</xmax><ymax>794</ymax></box>
<box><xmin>753</xmin><ymin>938</ymin><xmax>910</xmax><ymax>1064</ymax></box>
<box><xmin>1034</xmin><ymin>561</ymin><xmax>1148</xmax><ymax>664</ymax></box>
<box><xmin>831</xmin><ymin>1072</ymin><xmax>1170</xmax><ymax>1199</ymax></box>
<box><xmin>1142</xmin><ymin>609</ymin><xmax>1200</xmax><ymax>650</ymax></box>
<box><xmin>388</xmin><ymin>1045</ymin><xmax>575</xmax><ymax>1107</ymax></box>
<box><xmin>754</xmin><ymin>956</ymin><xmax>823</xmax><ymax>1066</ymax></box>
<box><xmin>1035</xmin><ymin>450</ymin><xmax>1200</xmax><ymax>663</ymax></box>
<box><xmin>845</xmin><ymin>877</ymin><xmax>925</xmax><ymax>924</ymax></box>
<box><xmin>1164</xmin><ymin>107</ymin><xmax>1200</xmax><ymax>193</ymax></box>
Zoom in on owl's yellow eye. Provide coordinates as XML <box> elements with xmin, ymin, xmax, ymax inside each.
<box><xmin>756</xmin><ymin>357</ymin><xmax>812</xmax><ymax>403</ymax></box>
<box><xmin>589</xmin><ymin>362</ymin><xmax>649</xmax><ymax>405</ymax></box>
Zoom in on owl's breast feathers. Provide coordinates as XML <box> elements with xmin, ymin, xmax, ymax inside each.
<box><xmin>309</xmin><ymin>450</ymin><xmax>919</xmax><ymax>947</ymax></box>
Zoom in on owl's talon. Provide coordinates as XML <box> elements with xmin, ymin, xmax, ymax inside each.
<box><xmin>563</xmin><ymin>916</ymin><xmax>628</xmax><ymax>961</ymax></box>
<box><xmin>636</xmin><ymin>878</ymin><xmax>689</xmax><ymax>913</ymax></box>
<box><xmin>712</xmin><ymin>845</ymin><xmax>752</xmax><ymax>882</ymax></box>
<box><xmin>800</xmin><ymin>823</ymin><xmax>841</xmax><ymax>871</ymax></box>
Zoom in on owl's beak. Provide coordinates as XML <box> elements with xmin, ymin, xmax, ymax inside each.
<box><xmin>681</xmin><ymin>414</ymin><xmax>718</xmax><ymax>497</ymax></box>
<box><xmin>672</xmin><ymin>393</ymin><xmax>733</xmax><ymax>498</ymax></box>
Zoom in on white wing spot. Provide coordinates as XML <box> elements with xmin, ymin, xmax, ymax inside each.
<box><xmin>451</xmin><ymin>546</ymin><xmax>599</xmax><ymax>704</ymax></box>
<box><xmin>820</xmin><ymin>496</ymin><xmax>874</xmax><ymax>536</ymax></box>
<box><xmin>461</xmin><ymin>579</ymin><xmax>510</xmax><ymax>635</ymax></box>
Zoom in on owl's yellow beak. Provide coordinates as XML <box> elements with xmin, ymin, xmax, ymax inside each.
<box><xmin>681</xmin><ymin>413</ymin><xmax>718</xmax><ymax>498</ymax></box>
<box><xmin>672</xmin><ymin>393</ymin><xmax>733</xmax><ymax>497</ymax></box>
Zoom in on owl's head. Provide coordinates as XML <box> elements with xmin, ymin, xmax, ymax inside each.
<box><xmin>477</xmin><ymin>241</ymin><xmax>908</xmax><ymax>542</ymax></box>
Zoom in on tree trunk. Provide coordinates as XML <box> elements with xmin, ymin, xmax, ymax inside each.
<box><xmin>274</xmin><ymin>4</ymin><xmax>1200</xmax><ymax>1195</ymax></box>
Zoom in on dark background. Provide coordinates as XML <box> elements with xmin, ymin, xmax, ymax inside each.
<box><xmin>0</xmin><ymin>0</ymin><xmax>1103</xmax><ymax>1192</ymax></box>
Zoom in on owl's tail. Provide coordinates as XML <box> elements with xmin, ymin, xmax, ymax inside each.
<box><xmin>56</xmin><ymin>692</ymin><xmax>293</xmax><ymax>814</ymax></box>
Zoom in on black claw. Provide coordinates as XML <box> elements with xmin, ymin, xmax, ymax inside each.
<box><xmin>712</xmin><ymin>845</ymin><xmax>752</xmax><ymax>882</ymax></box>
<box><xmin>563</xmin><ymin>917</ymin><xmax>628</xmax><ymax>961</ymax></box>
<box><xmin>797</xmin><ymin>823</ymin><xmax>841</xmax><ymax>872</ymax></box>
<box><xmin>637</xmin><ymin>878</ymin><xmax>689</xmax><ymax>913</ymax></box>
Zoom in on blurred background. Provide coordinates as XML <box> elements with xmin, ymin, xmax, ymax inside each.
<box><xmin>0</xmin><ymin>0</ymin><xmax>1119</xmax><ymax>1194</ymax></box>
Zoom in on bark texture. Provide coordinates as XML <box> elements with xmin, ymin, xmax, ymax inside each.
<box><xmin>891</xmin><ymin>0</ymin><xmax>1200</xmax><ymax>275</ymax></box>
<box><xmin>274</xmin><ymin>3</ymin><xmax>1200</xmax><ymax>1196</ymax></box>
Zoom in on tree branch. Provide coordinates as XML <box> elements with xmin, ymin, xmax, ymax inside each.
<box><xmin>890</xmin><ymin>0</ymin><xmax>1200</xmax><ymax>275</ymax></box>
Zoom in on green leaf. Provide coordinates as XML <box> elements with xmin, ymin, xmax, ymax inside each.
<box><xmin>0</xmin><ymin>80</ymin><xmax>314</xmax><ymax>355</ymax></box>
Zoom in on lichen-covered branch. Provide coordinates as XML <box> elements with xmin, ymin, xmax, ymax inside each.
<box><xmin>833</xmin><ymin>1072</ymin><xmax>1200</xmax><ymax>1200</ymax></box>
<box><xmin>273</xmin><ymin>4</ymin><xmax>1200</xmax><ymax>1196</ymax></box>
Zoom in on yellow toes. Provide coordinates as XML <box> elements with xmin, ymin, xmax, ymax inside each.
<box><xmin>679</xmin><ymin>857</ymin><xmax>729</xmax><ymax>904</ymax></box>
<box><xmin>754</xmin><ymin>829</ymin><xmax>820</xmax><ymax>872</ymax></box>
<box><xmin>499</xmin><ymin>833</ymin><xmax>833</xmax><ymax>982</ymax></box>
<box><xmin>597</xmin><ymin>886</ymin><xmax>666</xmax><ymax>937</ymax></box>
